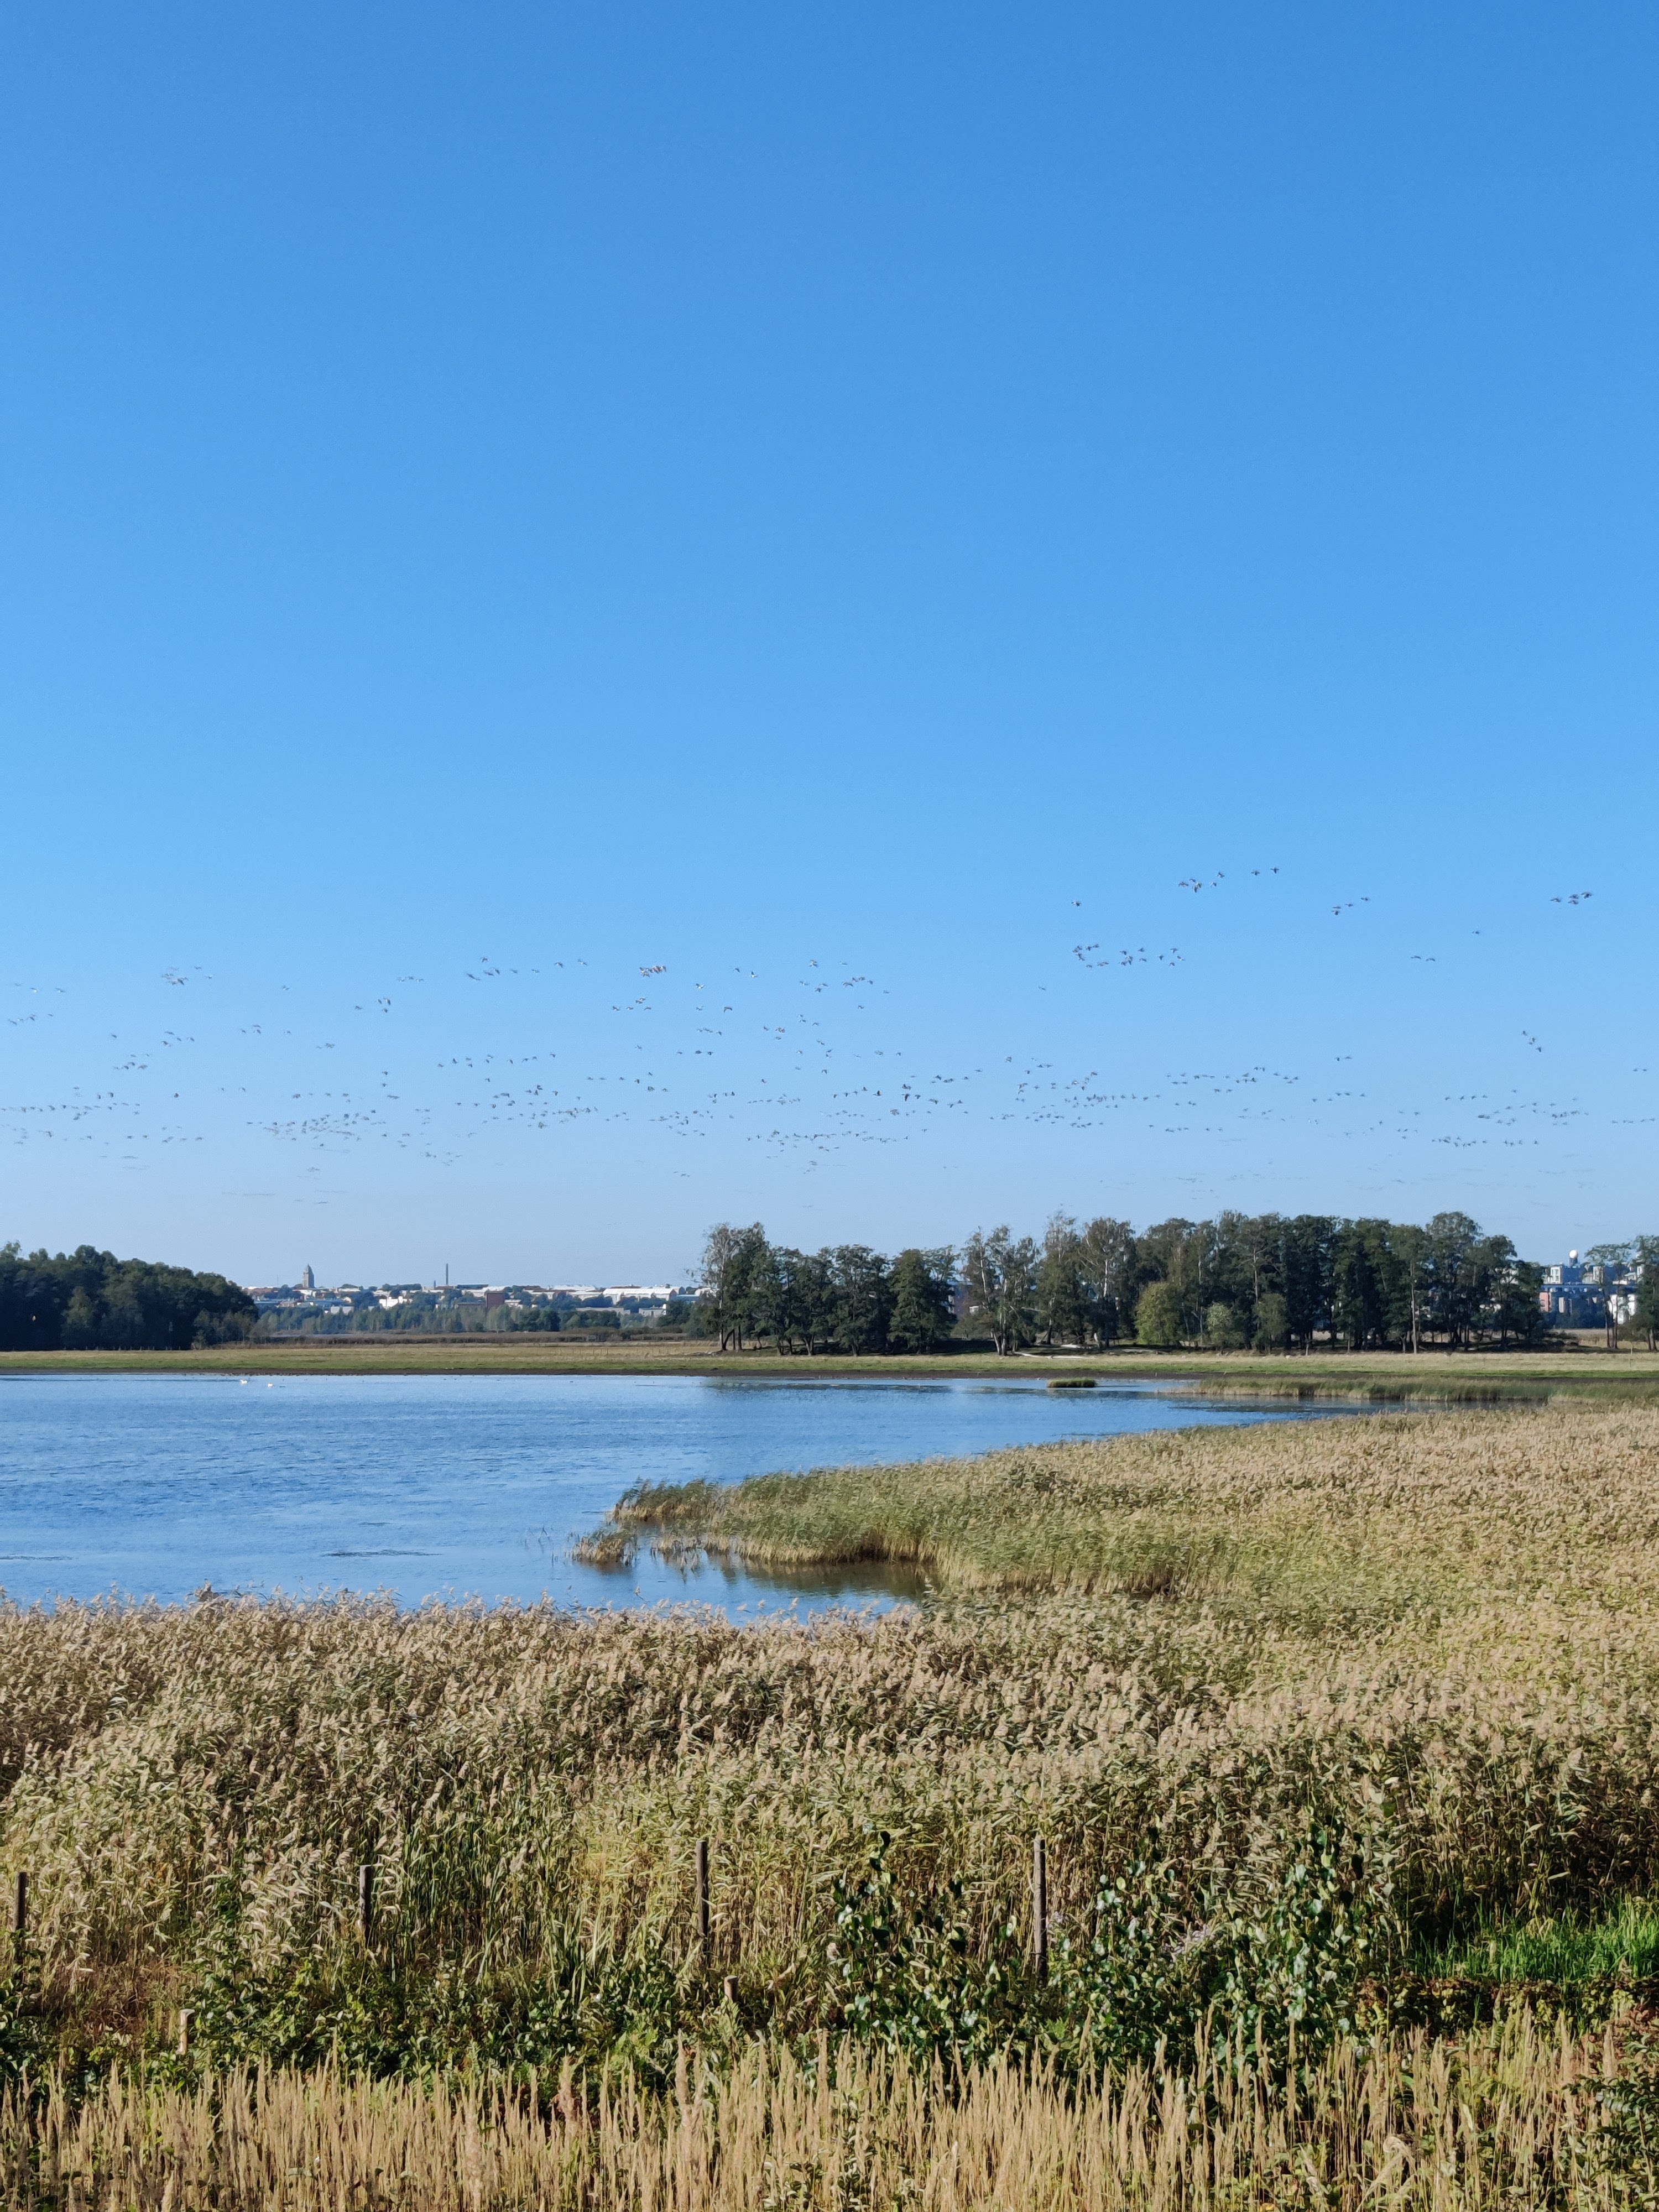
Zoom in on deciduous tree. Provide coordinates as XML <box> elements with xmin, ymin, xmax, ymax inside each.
<box><xmin>961</xmin><ymin>1226</ymin><xmax>1038</xmax><ymax>1357</ymax></box>
<box><xmin>1135</xmin><ymin>1280</ymin><xmax>1186</xmax><ymax>1349</ymax></box>
<box><xmin>1035</xmin><ymin>1215</ymin><xmax>1097</xmax><ymax>1347</ymax></box>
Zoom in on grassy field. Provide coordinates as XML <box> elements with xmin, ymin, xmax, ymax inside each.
<box><xmin>4</xmin><ymin>1403</ymin><xmax>1659</xmax><ymax>2199</ymax></box>
<box><xmin>4</xmin><ymin>1332</ymin><xmax>1658</xmax><ymax>1401</ymax></box>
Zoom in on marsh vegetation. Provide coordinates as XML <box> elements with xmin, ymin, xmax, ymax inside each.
<box><xmin>5</xmin><ymin>1405</ymin><xmax>1659</xmax><ymax>2199</ymax></box>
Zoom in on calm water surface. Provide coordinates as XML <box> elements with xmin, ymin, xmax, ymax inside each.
<box><xmin>0</xmin><ymin>1374</ymin><xmax>1365</xmax><ymax>1613</ymax></box>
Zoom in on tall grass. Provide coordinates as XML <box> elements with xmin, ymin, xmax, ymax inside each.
<box><xmin>1421</xmin><ymin>1898</ymin><xmax>1659</xmax><ymax>1986</ymax></box>
<box><xmin>1</xmin><ymin>2017</ymin><xmax>1651</xmax><ymax>2208</ymax></box>
<box><xmin>592</xmin><ymin>1403</ymin><xmax>1659</xmax><ymax>1608</ymax></box>
<box><xmin>3</xmin><ymin>1408</ymin><xmax>1659</xmax><ymax>2084</ymax></box>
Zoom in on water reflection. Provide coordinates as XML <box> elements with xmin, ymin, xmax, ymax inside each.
<box><xmin>639</xmin><ymin>1550</ymin><xmax>934</xmax><ymax>1608</ymax></box>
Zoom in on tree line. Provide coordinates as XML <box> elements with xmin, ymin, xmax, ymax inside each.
<box><xmin>265</xmin><ymin>1295</ymin><xmax>567</xmax><ymax>1339</ymax></box>
<box><xmin>697</xmin><ymin>1228</ymin><xmax>957</xmax><ymax>1354</ymax></box>
<box><xmin>701</xmin><ymin>1212</ymin><xmax>1659</xmax><ymax>1356</ymax></box>
<box><xmin>0</xmin><ymin>1244</ymin><xmax>257</xmax><ymax>1352</ymax></box>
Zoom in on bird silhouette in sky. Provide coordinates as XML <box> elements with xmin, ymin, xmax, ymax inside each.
<box><xmin>1</xmin><ymin>867</ymin><xmax>1630</xmax><ymax>1178</ymax></box>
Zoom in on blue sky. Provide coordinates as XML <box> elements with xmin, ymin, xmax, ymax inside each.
<box><xmin>3</xmin><ymin>0</ymin><xmax>1655</xmax><ymax>1285</ymax></box>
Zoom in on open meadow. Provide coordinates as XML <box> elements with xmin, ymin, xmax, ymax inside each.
<box><xmin>6</xmin><ymin>1402</ymin><xmax>1659</xmax><ymax>2201</ymax></box>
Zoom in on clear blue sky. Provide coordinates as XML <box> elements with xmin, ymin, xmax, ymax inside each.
<box><xmin>3</xmin><ymin>0</ymin><xmax>1654</xmax><ymax>1285</ymax></box>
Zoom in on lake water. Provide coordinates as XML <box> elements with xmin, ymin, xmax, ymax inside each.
<box><xmin>0</xmin><ymin>1373</ymin><xmax>1365</xmax><ymax>1614</ymax></box>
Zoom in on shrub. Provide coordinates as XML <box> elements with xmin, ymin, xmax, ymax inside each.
<box><xmin>1203</xmin><ymin>1302</ymin><xmax>1249</xmax><ymax>1350</ymax></box>
<box><xmin>1253</xmin><ymin>1291</ymin><xmax>1290</xmax><ymax>1348</ymax></box>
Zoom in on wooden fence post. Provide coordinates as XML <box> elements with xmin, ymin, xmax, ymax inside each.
<box><xmin>695</xmin><ymin>1838</ymin><xmax>710</xmax><ymax>1950</ymax></box>
<box><xmin>177</xmin><ymin>2007</ymin><xmax>192</xmax><ymax>2058</ymax></box>
<box><xmin>1032</xmin><ymin>1837</ymin><xmax>1048</xmax><ymax>1984</ymax></box>
<box><xmin>11</xmin><ymin>1872</ymin><xmax>24</xmax><ymax>1941</ymax></box>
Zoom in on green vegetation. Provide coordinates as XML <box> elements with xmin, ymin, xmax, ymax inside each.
<box><xmin>585</xmin><ymin>1401</ymin><xmax>1651</xmax><ymax>1610</ymax></box>
<box><xmin>1420</xmin><ymin>1897</ymin><xmax>1659</xmax><ymax>1986</ymax></box>
<box><xmin>698</xmin><ymin>1228</ymin><xmax>955</xmax><ymax>1353</ymax></box>
<box><xmin>1134</xmin><ymin>1279</ymin><xmax>1186</xmax><ymax>1347</ymax></box>
<box><xmin>4</xmin><ymin>1204</ymin><xmax>1652</xmax><ymax>1369</ymax></box>
<box><xmin>0</xmin><ymin>1407</ymin><xmax>1655</xmax><ymax>2070</ymax></box>
<box><xmin>0</xmin><ymin>1243</ymin><xmax>254</xmax><ymax>1352</ymax></box>
<box><xmin>5</xmin><ymin>1334</ymin><xmax>1659</xmax><ymax>1404</ymax></box>
<box><xmin>263</xmin><ymin>1290</ymin><xmax>567</xmax><ymax>1338</ymax></box>
<box><xmin>263</xmin><ymin>1291</ymin><xmax>702</xmax><ymax>1339</ymax></box>
<box><xmin>6</xmin><ymin>1405</ymin><xmax>1659</xmax><ymax>2194</ymax></box>
<box><xmin>701</xmin><ymin>1209</ymin><xmax>1655</xmax><ymax>1358</ymax></box>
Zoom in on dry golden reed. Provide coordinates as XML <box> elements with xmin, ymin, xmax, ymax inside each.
<box><xmin>0</xmin><ymin>2016</ymin><xmax>1642</xmax><ymax>2209</ymax></box>
<box><xmin>2</xmin><ymin>1407</ymin><xmax>1659</xmax><ymax>2153</ymax></box>
<box><xmin>0</xmin><ymin>1411</ymin><xmax>1656</xmax><ymax>1985</ymax></box>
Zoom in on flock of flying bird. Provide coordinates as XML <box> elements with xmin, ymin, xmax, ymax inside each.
<box><xmin>2</xmin><ymin>874</ymin><xmax>1642</xmax><ymax>1184</ymax></box>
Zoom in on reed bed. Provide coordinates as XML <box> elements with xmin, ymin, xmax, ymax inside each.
<box><xmin>1</xmin><ymin>2017</ymin><xmax>1651</xmax><ymax>2209</ymax></box>
<box><xmin>1</xmin><ymin>1406</ymin><xmax>1658</xmax><ymax>2086</ymax></box>
<box><xmin>594</xmin><ymin>1402</ymin><xmax>1659</xmax><ymax>1605</ymax></box>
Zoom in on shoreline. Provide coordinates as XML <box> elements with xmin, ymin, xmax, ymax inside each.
<box><xmin>1</xmin><ymin>1338</ymin><xmax>1655</xmax><ymax>1401</ymax></box>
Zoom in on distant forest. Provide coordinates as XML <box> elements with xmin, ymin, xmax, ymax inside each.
<box><xmin>0</xmin><ymin>1245</ymin><xmax>255</xmax><ymax>1352</ymax></box>
<box><xmin>699</xmin><ymin>1213</ymin><xmax>1659</xmax><ymax>1356</ymax></box>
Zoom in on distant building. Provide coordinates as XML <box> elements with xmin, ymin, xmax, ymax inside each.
<box><xmin>1539</xmin><ymin>1250</ymin><xmax>1642</xmax><ymax>1328</ymax></box>
<box><xmin>248</xmin><ymin>1272</ymin><xmax>698</xmax><ymax>1326</ymax></box>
